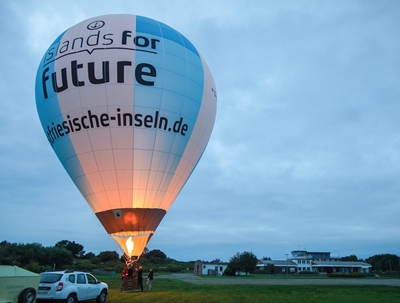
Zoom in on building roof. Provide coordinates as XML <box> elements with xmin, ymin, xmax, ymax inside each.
<box><xmin>312</xmin><ymin>261</ymin><xmax>371</xmax><ymax>268</ymax></box>
<box><xmin>258</xmin><ymin>260</ymin><xmax>297</xmax><ymax>266</ymax></box>
<box><xmin>258</xmin><ymin>259</ymin><xmax>372</xmax><ymax>268</ymax></box>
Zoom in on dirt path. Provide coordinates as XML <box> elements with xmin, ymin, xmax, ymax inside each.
<box><xmin>159</xmin><ymin>273</ymin><xmax>400</xmax><ymax>286</ymax></box>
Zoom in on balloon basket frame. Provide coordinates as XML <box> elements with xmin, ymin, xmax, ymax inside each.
<box><xmin>121</xmin><ymin>276</ymin><xmax>140</xmax><ymax>292</ymax></box>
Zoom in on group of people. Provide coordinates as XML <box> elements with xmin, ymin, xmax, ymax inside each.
<box><xmin>121</xmin><ymin>264</ymin><xmax>154</xmax><ymax>292</ymax></box>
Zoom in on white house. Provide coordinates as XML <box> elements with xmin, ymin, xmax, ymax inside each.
<box><xmin>194</xmin><ymin>260</ymin><xmax>228</xmax><ymax>276</ymax></box>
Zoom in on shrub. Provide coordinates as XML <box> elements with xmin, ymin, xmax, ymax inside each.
<box><xmin>223</xmin><ymin>267</ymin><xmax>235</xmax><ymax>276</ymax></box>
<box><xmin>328</xmin><ymin>272</ymin><xmax>367</xmax><ymax>278</ymax></box>
<box><xmin>165</xmin><ymin>264</ymin><xmax>181</xmax><ymax>273</ymax></box>
<box><xmin>298</xmin><ymin>270</ymin><xmax>318</xmax><ymax>276</ymax></box>
<box><xmin>25</xmin><ymin>262</ymin><xmax>47</xmax><ymax>273</ymax></box>
<box><xmin>253</xmin><ymin>269</ymin><xmax>266</xmax><ymax>275</ymax></box>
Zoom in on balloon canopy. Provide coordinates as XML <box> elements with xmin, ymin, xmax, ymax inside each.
<box><xmin>35</xmin><ymin>14</ymin><xmax>217</xmax><ymax>259</ymax></box>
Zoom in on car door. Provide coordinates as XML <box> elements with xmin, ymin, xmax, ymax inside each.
<box><xmin>76</xmin><ymin>273</ymin><xmax>89</xmax><ymax>300</ymax></box>
<box><xmin>85</xmin><ymin>274</ymin><xmax>99</xmax><ymax>299</ymax></box>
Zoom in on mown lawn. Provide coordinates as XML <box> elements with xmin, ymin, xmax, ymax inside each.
<box><xmin>99</xmin><ymin>275</ymin><xmax>400</xmax><ymax>303</ymax></box>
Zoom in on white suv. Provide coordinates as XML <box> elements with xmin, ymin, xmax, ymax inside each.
<box><xmin>36</xmin><ymin>270</ymin><xmax>108</xmax><ymax>303</ymax></box>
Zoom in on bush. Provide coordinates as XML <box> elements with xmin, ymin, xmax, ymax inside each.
<box><xmin>253</xmin><ymin>269</ymin><xmax>266</xmax><ymax>275</ymax></box>
<box><xmin>223</xmin><ymin>267</ymin><xmax>235</xmax><ymax>276</ymax></box>
<box><xmin>328</xmin><ymin>272</ymin><xmax>367</xmax><ymax>278</ymax></box>
<box><xmin>382</xmin><ymin>270</ymin><xmax>400</xmax><ymax>276</ymax></box>
<box><xmin>25</xmin><ymin>262</ymin><xmax>48</xmax><ymax>274</ymax></box>
<box><xmin>74</xmin><ymin>259</ymin><xmax>95</xmax><ymax>271</ymax></box>
<box><xmin>298</xmin><ymin>270</ymin><xmax>318</xmax><ymax>276</ymax></box>
<box><xmin>371</xmin><ymin>270</ymin><xmax>400</xmax><ymax>278</ymax></box>
<box><xmin>165</xmin><ymin>264</ymin><xmax>181</xmax><ymax>273</ymax></box>
<box><xmin>103</xmin><ymin>259</ymin><xmax>124</xmax><ymax>272</ymax></box>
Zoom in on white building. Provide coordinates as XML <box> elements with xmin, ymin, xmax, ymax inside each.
<box><xmin>194</xmin><ymin>260</ymin><xmax>228</xmax><ymax>276</ymax></box>
<box><xmin>312</xmin><ymin>260</ymin><xmax>372</xmax><ymax>273</ymax></box>
<box><xmin>194</xmin><ymin>250</ymin><xmax>372</xmax><ymax>276</ymax></box>
<box><xmin>290</xmin><ymin>250</ymin><xmax>314</xmax><ymax>272</ymax></box>
<box><xmin>290</xmin><ymin>250</ymin><xmax>372</xmax><ymax>274</ymax></box>
<box><xmin>257</xmin><ymin>250</ymin><xmax>372</xmax><ymax>274</ymax></box>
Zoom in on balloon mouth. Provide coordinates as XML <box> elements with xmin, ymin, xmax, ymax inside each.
<box><xmin>111</xmin><ymin>231</ymin><xmax>153</xmax><ymax>260</ymax></box>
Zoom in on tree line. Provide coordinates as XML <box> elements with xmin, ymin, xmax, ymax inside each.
<box><xmin>1</xmin><ymin>240</ymin><xmax>399</xmax><ymax>275</ymax></box>
<box><xmin>0</xmin><ymin>240</ymin><xmax>120</xmax><ymax>273</ymax></box>
<box><xmin>0</xmin><ymin>240</ymin><xmax>192</xmax><ymax>274</ymax></box>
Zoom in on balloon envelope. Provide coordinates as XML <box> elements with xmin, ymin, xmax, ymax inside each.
<box><xmin>35</xmin><ymin>14</ymin><xmax>217</xmax><ymax>258</ymax></box>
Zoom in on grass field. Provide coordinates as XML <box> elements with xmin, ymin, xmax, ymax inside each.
<box><xmin>99</xmin><ymin>275</ymin><xmax>400</xmax><ymax>303</ymax></box>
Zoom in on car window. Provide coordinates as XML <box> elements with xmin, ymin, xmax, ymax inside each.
<box><xmin>68</xmin><ymin>274</ymin><xmax>75</xmax><ymax>283</ymax></box>
<box><xmin>40</xmin><ymin>273</ymin><xmax>63</xmax><ymax>283</ymax></box>
<box><xmin>77</xmin><ymin>273</ymin><xmax>86</xmax><ymax>284</ymax></box>
<box><xmin>86</xmin><ymin>274</ymin><xmax>96</xmax><ymax>284</ymax></box>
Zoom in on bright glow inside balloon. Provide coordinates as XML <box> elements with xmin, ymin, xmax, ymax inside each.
<box><xmin>35</xmin><ymin>14</ymin><xmax>217</xmax><ymax>260</ymax></box>
<box><xmin>126</xmin><ymin>237</ymin><xmax>134</xmax><ymax>257</ymax></box>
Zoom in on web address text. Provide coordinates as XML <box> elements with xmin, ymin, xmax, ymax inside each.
<box><xmin>45</xmin><ymin>108</ymin><xmax>189</xmax><ymax>146</ymax></box>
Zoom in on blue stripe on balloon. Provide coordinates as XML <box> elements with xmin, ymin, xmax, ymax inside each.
<box><xmin>136</xmin><ymin>16</ymin><xmax>199</xmax><ymax>57</ymax></box>
<box><xmin>35</xmin><ymin>30</ymin><xmax>84</xmax><ymax>181</ymax></box>
<box><xmin>135</xmin><ymin>15</ymin><xmax>205</xmax><ymax>179</ymax></box>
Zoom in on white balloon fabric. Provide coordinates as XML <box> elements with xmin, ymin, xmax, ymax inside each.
<box><xmin>35</xmin><ymin>14</ymin><xmax>217</xmax><ymax>258</ymax></box>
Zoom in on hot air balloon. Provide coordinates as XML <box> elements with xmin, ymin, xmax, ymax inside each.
<box><xmin>35</xmin><ymin>14</ymin><xmax>217</xmax><ymax>261</ymax></box>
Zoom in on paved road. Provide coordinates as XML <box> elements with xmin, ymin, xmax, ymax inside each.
<box><xmin>159</xmin><ymin>273</ymin><xmax>400</xmax><ymax>286</ymax></box>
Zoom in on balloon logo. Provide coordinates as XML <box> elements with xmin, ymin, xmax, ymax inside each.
<box><xmin>35</xmin><ymin>14</ymin><xmax>217</xmax><ymax>260</ymax></box>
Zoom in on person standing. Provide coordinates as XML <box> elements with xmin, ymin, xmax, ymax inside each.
<box><xmin>127</xmin><ymin>265</ymin><xmax>134</xmax><ymax>276</ymax></box>
<box><xmin>137</xmin><ymin>266</ymin><xmax>143</xmax><ymax>291</ymax></box>
<box><xmin>146</xmin><ymin>268</ymin><xmax>154</xmax><ymax>291</ymax></box>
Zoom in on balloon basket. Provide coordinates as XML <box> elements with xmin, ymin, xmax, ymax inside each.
<box><xmin>121</xmin><ymin>276</ymin><xmax>140</xmax><ymax>292</ymax></box>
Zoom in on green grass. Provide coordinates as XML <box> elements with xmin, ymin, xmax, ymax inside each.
<box><xmin>100</xmin><ymin>275</ymin><xmax>400</xmax><ymax>303</ymax></box>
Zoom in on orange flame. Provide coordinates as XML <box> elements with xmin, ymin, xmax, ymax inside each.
<box><xmin>126</xmin><ymin>237</ymin><xmax>134</xmax><ymax>257</ymax></box>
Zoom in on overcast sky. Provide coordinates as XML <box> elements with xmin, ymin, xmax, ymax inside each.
<box><xmin>1</xmin><ymin>0</ymin><xmax>399</xmax><ymax>262</ymax></box>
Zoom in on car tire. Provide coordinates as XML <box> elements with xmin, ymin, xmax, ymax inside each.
<box><xmin>18</xmin><ymin>288</ymin><xmax>36</xmax><ymax>303</ymax></box>
<box><xmin>96</xmin><ymin>290</ymin><xmax>107</xmax><ymax>303</ymax></box>
<box><xmin>65</xmin><ymin>294</ymin><xmax>77</xmax><ymax>303</ymax></box>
